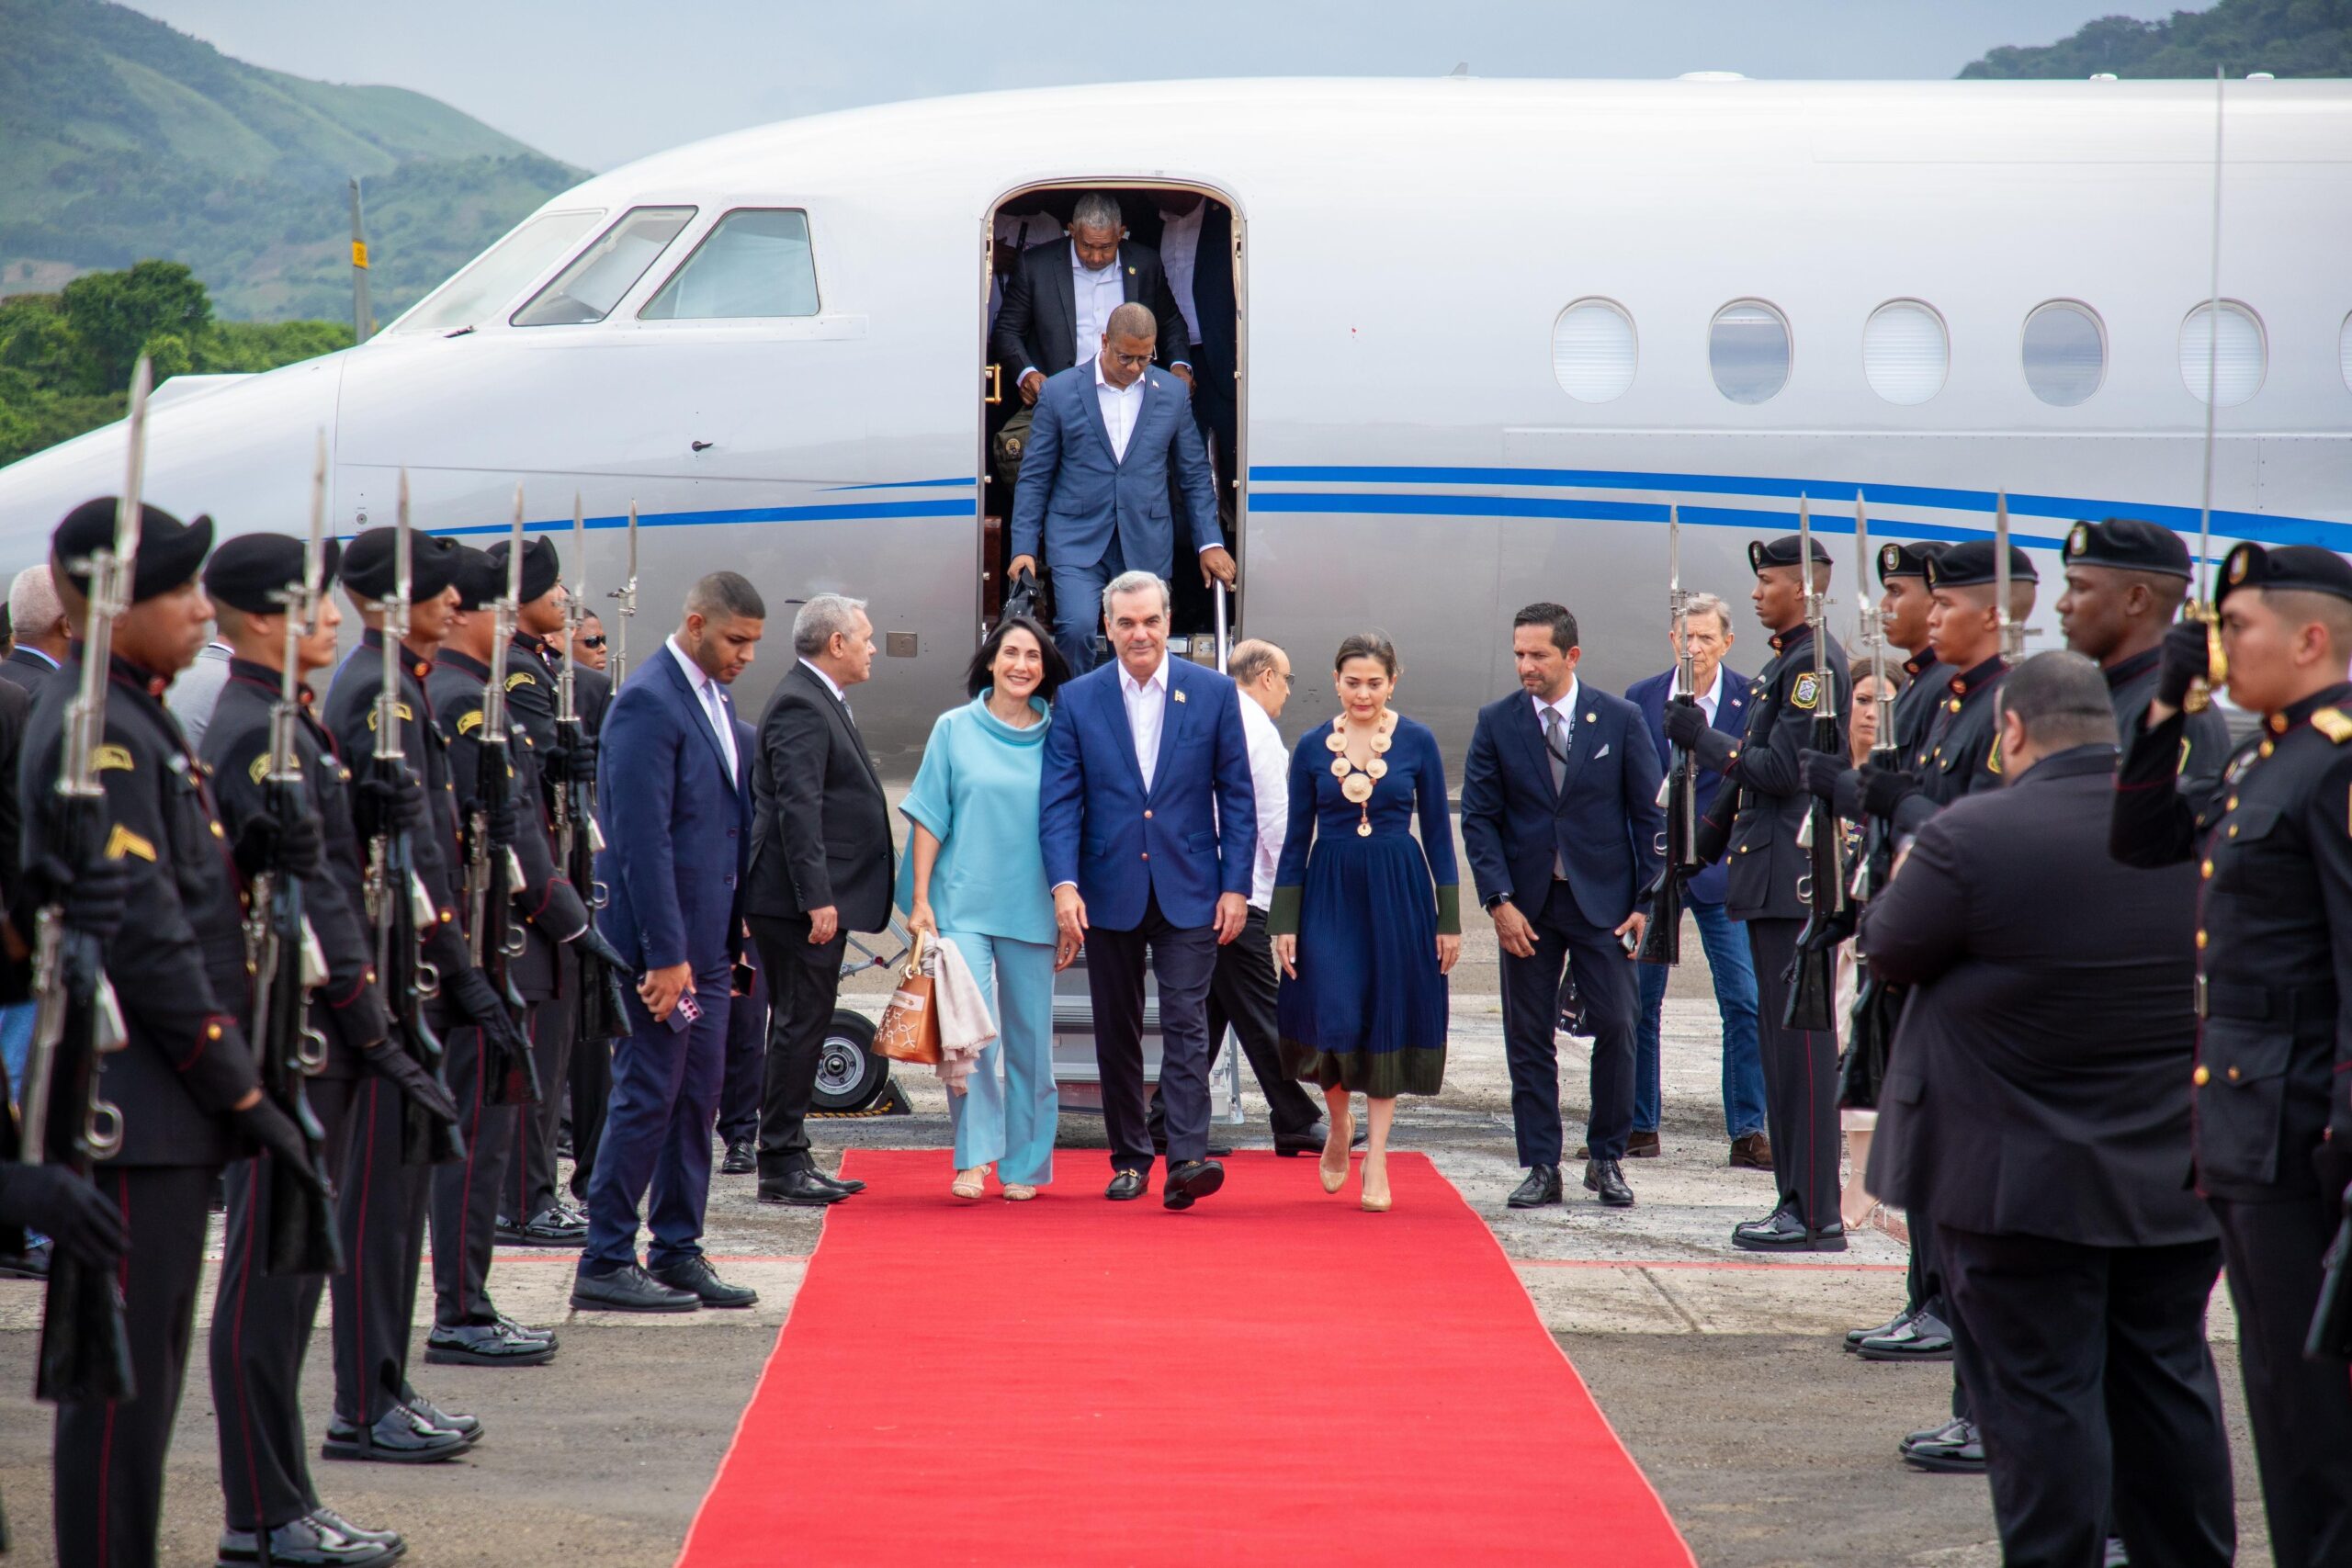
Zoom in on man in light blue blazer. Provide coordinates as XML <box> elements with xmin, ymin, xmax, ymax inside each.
<box><xmin>1007</xmin><ymin>301</ymin><xmax>1237</xmax><ymax>675</ymax></box>
<box><xmin>1039</xmin><ymin>570</ymin><xmax>1255</xmax><ymax>1209</ymax></box>
<box><xmin>572</xmin><ymin>572</ymin><xmax>764</xmax><ymax>1313</ymax></box>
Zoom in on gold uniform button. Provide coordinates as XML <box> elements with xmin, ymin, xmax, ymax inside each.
<box><xmin>207</xmin><ymin>1023</ymin><xmax>222</xmax><ymax>1041</ymax></box>
<box><xmin>2228</xmin><ymin>824</ymin><xmax>2239</xmax><ymax>838</ymax></box>
<box><xmin>2227</xmin><ymin>1066</ymin><xmax>2242</xmax><ymax>1081</ymax></box>
<box><xmin>1948</xmin><ymin>699</ymin><xmax>1962</xmax><ymax>714</ymax></box>
<box><xmin>2260</xmin><ymin>741</ymin><xmax>2275</xmax><ymax>759</ymax></box>
<box><xmin>2193</xmin><ymin>1066</ymin><xmax>2211</xmax><ymax>1087</ymax></box>
<box><xmin>2226</xmin><ymin>795</ymin><xmax>2238</xmax><ymax>810</ymax></box>
<box><xmin>210</xmin><ymin>821</ymin><xmax>225</xmax><ymax>839</ymax></box>
<box><xmin>2201</xmin><ymin>860</ymin><xmax>2213</xmax><ymax>878</ymax></box>
<box><xmin>2196</xmin><ymin>930</ymin><xmax>2208</xmax><ymax>949</ymax></box>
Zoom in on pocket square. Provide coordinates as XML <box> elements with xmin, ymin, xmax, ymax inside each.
<box><xmin>1593</xmin><ymin>744</ymin><xmax>1610</xmax><ymax>761</ymax></box>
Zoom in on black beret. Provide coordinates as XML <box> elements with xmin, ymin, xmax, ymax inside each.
<box><xmin>2216</xmin><ymin>542</ymin><xmax>2352</xmax><ymax>607</ymax></box>
<box><xmin>447</xmin><ymin>545</ymin><xmax>505</xmax><ymax>612</ymax></box>
<box><xmin>52</xmin><ymin>498</ymin><xmax>214</xmax><ymax>604</ymax></box>
<box><xmin>2062</xmin><ymin>517</ymin><xmax>2191</xmax><ymax>580</ymax></box>
<box><xmin>1875</xmin><ymin>539</ymin><xmax>1951</xmax><ymax>585</ymax></box>
<box><xmin>1747</xmin><ymin>533</ymin><xmax>1832</xmax><ymax>573</ymax></box>
<box><xmin>488</xmin><ymin>535</ymin><xmax>560</xmax><ymax>604</ymax></box>
<box><xmin>201</xmin><ymin>534</ymin><xmax>343</xmax><ymax>615</ymax></box>
<box><xmin>1925</xmin><ymin>539</ymin><xmax>2038</xmax><ymax>591</ymax></box>
<box><xmin>342</xmin><ymin>527</ymin><xmax>462</xmax><ymax>603</ymax></box>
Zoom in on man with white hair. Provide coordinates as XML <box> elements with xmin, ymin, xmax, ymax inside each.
<box><xmin>745</xmin><ymin>592</ymin><xmax>895</xmax><ymax>1206</ymax></box>
<box><xmin>0</xmin><ymin>563</ymin><xmax>70</xmax><ymax>693</ymax></box>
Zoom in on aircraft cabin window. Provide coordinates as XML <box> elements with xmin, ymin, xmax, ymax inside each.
<box><xmin>1709</xmin><ymin>300</ymin><xmax>1791</xmax><ymax>404</ymax></box>
<box><xmin>391</xmin><ymin>209</ymin><xmax>605</xmax><ymax>334</ymax></box>
<box><xmin>1863</xmin><ymin>299</ymin><xmax>1949</xmax><ymax>406</ymax></box>
<box><xmin>512</xmin><ymin>206</ymin><xmax>696</xmax><ymax>327</ymax></box>
<box><xmin>1552</xmin><ymin>299</ymin><xmax>1636</xmax><ymax>403</ymax></box>
<box><xmin>2021</xmin><ymin>301</ymin><xmax>2106</xmax><ymax>407</ymax></box>
<box><xmin>639</xmin><ymin>209</ymin><xmax>819</xmax><ymax>320</ymax></box>
<box><xmin>2178</xmin><ymin>301</ymin><xmax>2265</xmax><ymax>407</ymax></box>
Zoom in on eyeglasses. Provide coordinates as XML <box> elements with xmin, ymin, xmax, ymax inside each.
<box><xmin>581</xmin><ymin>636</ymin><xmax>606</xmax><ymax>649</ymax></box>
<box><xmin>1108</xmin><ymin>350</ymin><xmax>1154</xmax><ymax>369</ymax></box>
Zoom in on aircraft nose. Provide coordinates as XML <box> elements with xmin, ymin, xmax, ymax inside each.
<box><xmin>0</xmin><ymin>350</ymin><xmax>349</xmax><ymax>555</ymax></box>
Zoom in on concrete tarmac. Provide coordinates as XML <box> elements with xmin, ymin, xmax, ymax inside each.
<box><xmin>0</xmin><ymin>965</ymin><xmax>2274</xmax><ymax>1565</ymax></box>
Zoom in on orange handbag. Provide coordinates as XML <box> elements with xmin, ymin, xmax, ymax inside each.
<box><xmin>873</xmin><ymin>931</ymin><xmax>943</xmax><ymax>1065</ymax></box>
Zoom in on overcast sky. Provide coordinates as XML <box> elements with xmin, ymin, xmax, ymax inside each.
<box><xmin>130</xmin><ymin>0</ymin><xmax>2172</xmax><ymax>172</ymax></box>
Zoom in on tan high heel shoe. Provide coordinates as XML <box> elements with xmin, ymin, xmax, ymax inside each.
<box><xmin>1319</xmin><ymin>1116</ymin><xmax>1353</xmax><ymax>1195</ymax></box>
<box><xmin>1361</xmin><ymin>1153</ymin><xmax>1392</xmax><ymax>1213</ymax></box>
<box><xmin>952</xmin><ymin>1166</ymin><xmax>990</xmax><ymax>1201</ymax></box>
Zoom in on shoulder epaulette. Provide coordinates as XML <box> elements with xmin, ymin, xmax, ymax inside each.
<box><xmin>2312</xmin><ymin>707</ymin><xmax>2352</xmax><ymax>744</ymax></box>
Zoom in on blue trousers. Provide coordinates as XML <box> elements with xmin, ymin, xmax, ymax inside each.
<box><xmin>0</xmin><ymin>1002</ymin><xmax>38</xmax><ymax>1249</ymax></box>
<box><xmin>939</xmin><ymin>931</ymin><xmax>1058</xmax><ymax>1186</ymax></box>
<box><xmin>581</xmin><ymin>966</ymin><xmax>729</xmax><ymax>1276</ymax></box>
<box><xmin>1634</xmin><ymin>898</ymin><xmax>1766</xmax><ymax>1138</ymax></box>
<box><xmin>1046</xmin><ymin>538</ymin><xmax>1123</xmax><ymax>677</ymax></box>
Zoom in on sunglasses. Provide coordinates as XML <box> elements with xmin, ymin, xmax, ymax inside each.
<box><xmin>581</xmin><ymin>635</ymin><xmax>607</xmax><ymax>649</ymax></box>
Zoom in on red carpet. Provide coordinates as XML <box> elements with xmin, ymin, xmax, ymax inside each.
<box><xmin>677</xmin><ymin>1150</ymin><xmax>1693</xmax><ymax>1568</ymax></box>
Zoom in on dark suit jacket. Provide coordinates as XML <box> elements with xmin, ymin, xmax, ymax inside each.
<box><xmin>989</xmin><ymin>239</ymin><xmax>1188</xmax><ymax>382</ymax></box>
<box><xmin>1462</xmin><ymin>684</ymin><xmax>1665</xmax><ymax>931</ymax></box>
<box><xmin>745</xmin><ymin>660</ymin><xmax>893</xmax><ymax>947</ymax></box>
<box><xmin>0</xmin><ymin>647</ymin><xmax>61</xmax><ymax>694</ymax></box>
<box><xmin>1185</xmin><ymin>203</ymin><xmax>1236</xmax><ymax>431</ymax></box>
<box><xmin>594</xmin><ymin>644</ymin><xmax>752</xmax><ymax>978</ymax></box>
<box><xmin>0</xmin><ymin>676</ymin><xmax>31</xmax><ymax>1005</ymax></box>
<box><xmin>1623</xmin><ymin>668</ymin><xmax>1748</xmax><ymax>907</ymax></box>
<box><xmin>1860</xmin><ymin>746</ymin><xmax>2213</xmax><ymax>1247</ymax></box>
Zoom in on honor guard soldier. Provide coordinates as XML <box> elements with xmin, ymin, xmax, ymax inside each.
<box><xmin>28</xmin><ymin>501</ymin><xmax>324</xmax><ymax>1568</ymax></box>
<box><xmin>1666</xmin><ymin>530</ymin><xmax>1849</xmax><ymax>1252</ymax></box>
<box><xmin>2113</xmin><ymin>542</ymin><xmax>2352</xmax><ymax>1568</ymax></box>
<box><xmin>198</xmin><ymin>534</ymin><xmax>461</xmax><ymax>1566</ymax></box>
<box><xmin>1877</xmin><ymin>540</ymin><xmax>1952</xmax><ymax>765</ymax></box>
<box><xmin>321</xmin><ymin>525</ymin><xmax>513</xmax><ymax>1461</ymax></box>
<box><xmin>2056</xmin><ymin>516</ymin><xmax>2231</xmax><ymax>813</ymax></box>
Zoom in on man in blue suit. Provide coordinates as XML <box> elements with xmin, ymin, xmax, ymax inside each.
<box><xmin>1463</xmin><ymin>603</ymin><xmax>1664</xmax><ymax>1211</ymax></box>
<box><xmin>1623</xmin><ymin>592</ymin><xmax>1770</xmax><ymax>1168</ymax></box>
<box><xmin>1007</xmin><ymin>301</ymin><xmax>1238</xmax><ymax>675</ymax></box>
<box><xmin>1039</xmin><ymin>570</ymin><xmax>1256</xmax><ymax>1209</ymax></box>
<box><xmin>571</xmin><ymin>572</ymin><xmax>765</xmax><ymax>1313</ymax></box>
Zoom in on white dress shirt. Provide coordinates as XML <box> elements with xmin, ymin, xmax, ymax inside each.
<box><xmin>1694</xmin><ymin>663</ymin><xmax>1723</xmax><ymax>727</ymax></box>
<box><xmin>1239</xmin><ymin>694</ymin><xmax>1287</xmax><ymax>909</ymax></box>
<box><xmin>1071</xmin><ymin>248</ymin><xmax>1124</xmax><ymax>368</ymax></box>
<box><xmin>1157</xmin><ymin>204</ymin><xmax>1204</xmax><ymax>345</ymax></box>
<box><xmin>1093</xmin><ymin>354</ymin><xmax>1146</xmax><ymax>463</ymax></box>
<box><xmin>798</xmin><ymin>656</ymin><xmax>849</xmax><ymax>713</ymax></box>
<box><xmin>1121</xmin><ymin>653</ymin><xmax>1170</xmax><ymax>794</ymax></box>
<box><xmin>1532</xmin><ymin>674</ymin><xmax>1582</xmax><ymax>750</ymax></box>
<box><xmin>669</xmin><ymin>635</ymin><xmax>738</xmax><ymax>776</ymax></box>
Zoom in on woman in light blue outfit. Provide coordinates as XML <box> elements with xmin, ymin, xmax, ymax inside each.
<box><xmin>898</xmin><ymin>614</ymin><xmax>1071</xmax><ymax>1201</ymax></box>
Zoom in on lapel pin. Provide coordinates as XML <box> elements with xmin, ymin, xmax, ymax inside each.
<box><xmin>1585</xmin><ymin>712</ymin><xmax>1596</xmax><ymax>724</ymax></box>
<box><xmin>1173</xmin><ymin>689</ymin><xmax>1187</xmax><ymax>704</ymax></box>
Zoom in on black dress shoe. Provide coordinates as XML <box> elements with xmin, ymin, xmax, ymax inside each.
<box><xmin>1105</xmin><ymin>1169</ymin><xmax>1149</xmax><ymax>1201</ymax></box>
<box><xmin>509</xmin><ymin>1206</ymin><xmax>588</xmax><ymax>1247</ymax></box>
<box><xmin>1856</xmin><ymin>1308</ymin><xmax>1954</xmax><ymax>1361</ymax></box>
<box><xmin>1903</xmin><ymin>1417</ymin><xmax>1986</xmax><ymax>1473</ymax></box>
<box><xmin>820</xmin><ymin>1168</ymin><xmax>867</xmax><ymax>1194</ymax></box>
<box><xmin>650</xmin><ymin>1256</ymin><xmax>759</xmax><ymax>1308</ymax></box>
<box><xmin>424</xmin><ymin>1321</ymin><xmax>558</xmax><ymax>1367</ymax></box>
<box><xmin>1163</xmin><ymin>1158</ymin><xmax>1224</xmax><ymax>1211</ymax></box>
<box><xmin>218</xmin><ymin>1508</ymin><xmax>405</xmax><ymax>1566</ymax></box>
<box><xmin>758</xmin><ymin>1168</ymin><xmax>850</xmax><ymax>1206</ymax></box>
<box><xmin>1507</xmin><ymin>1166</ymin><xmax>1563</xmax><ymax>1209</ymax></box>
<box><xmin>1731</xmin><ymin>1207</ymin><xmax>1848</xmax><ymax>1252</ymax></box>
<box><xmin>569</xmin><ymin>1263</ymin><xmax>699</xmax><ymax>1313</ymax></box>
<box><xmin>307</xmin><ymin>1508</ymin><xmax>402</xmax><ymax>1549</ymax></box>
<box><xmin>1846</xmin><ymin>1305</ymin><xmax>1917</xmax><ymax>1351</ymax></box>
<box><xmin>398</xmin><ymin>1391</ymin><xmax>480</xmax><ymax>1443</ymax></box>
<box><xmin>1272</xmin><ymin>1126</ymin><xmax>1329</xmax><ymax>1157</ymax></box>
<box><xmin>493</xmin><ymin>1314</ymin><xmax>558</xmax><ymax>1350</ymax></box>
<box><xmin>321</xmin><ymin>1405</ymin><xmax>470</xmax><ymax>1464</ymax></box>
<box><xmin>1900</xmin><ymin>1415</ymin><xmax>1969</xmax><ymax>1454</ymax></box>
<box><xmin>0</xmin><ymin>1236</ymin><xmax>51</xmax><ymax>1280</ymax></box>
<box><xmin>1583</xmin><ymin>1158</ymin><xmax>1635</xmax><ymax>1207</ymax></box>
<box><xmin>719</xmin><ymin>1139</ymin><xmax>757</xmax><ymax>1175</ymax></box>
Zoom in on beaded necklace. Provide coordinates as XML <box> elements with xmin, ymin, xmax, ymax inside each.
<box><xmin>1325</xmin><ymin>711</ymin><xmax>1396</xmax><ymax>838</ymax></box>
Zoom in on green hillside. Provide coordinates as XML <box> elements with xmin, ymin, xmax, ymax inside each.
<box><xmin>0</xmin><ymin>0</ymin><xmax>587</xmax><ymax>321</ymax></box>
<box><xmin>1960</xmin><ymin>0</ymin><xmax>2352</xmax><ymax>77</ymax></box>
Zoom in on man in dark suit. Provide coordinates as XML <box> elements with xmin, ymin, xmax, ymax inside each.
<box><xmin>1464</xmin><ymin>602</ymin><xmax>1665</xmax><ymax>1212</ymax></box>
<box><xmin>745</xmin><ymin>593</ymin><xmax>893</xmax><ymax>1206</ymax></box>
<box><xmin>571</xmin><ymin>572</ymin><xmax>764</xmax><ymax>1313</ymax></box>
<box><xmin>1622</xmin><ymin>592</ymin><xmax>1765</xmax><ymax>1168</ymax></box>
<box><xmin>0</xmin><ymin>562</ymin><xmax>70</xmax><ymax>694</ymax></box>
<box><xmin>1863</xmin><ymin>652</ymin><xmax>2233</xmax><ymax>1567</ymax></box>
<box><xmin>1007</xmin><ymin>302</ymin><xmax>1236</xmax><ymax>675</ymax></box>
<box><xmin>991</xmin><ymin>191</ymin><xmax>1190</xmax><ymax>405</ymax></box>
<box><xmin>1040</xmin><ymin>570</ymin><xmax>1256</xmax><ymax>1209</ymax></box>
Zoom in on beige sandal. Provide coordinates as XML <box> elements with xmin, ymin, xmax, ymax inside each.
<box><xmin>1001</xmin><ymin>1184</ymin><xmax>1038</xmax><ymax>1201</ymax></box>
<box><xmin>952</xmin><ymin>1166</ymin><xmax>990</xmax><ymax>1200</ymax></box>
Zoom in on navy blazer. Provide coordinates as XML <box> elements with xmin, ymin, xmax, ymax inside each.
<box><xmin>1038</xmin><ymin>654</ymin><xmax>1255</xmax><ymax>931</ymax></box>
<box><xmin>1461</xmin><ymin>683</ymin><xmax>1666</xmax><ymax>931</ymax></box>
<box><xmin>1623</xmin><ymin>668</ymin><xmax>1749</xmax><ymax>907</ymax></box>
<box><xmin>594</xmin><ymin>645</ymin><xmax>752</xmax><ymax>977</ymax></box>
<box><xmin>1008</xmin><ymin>363</ymin><xmax>1222</xmax><ymax>573</ymax></box>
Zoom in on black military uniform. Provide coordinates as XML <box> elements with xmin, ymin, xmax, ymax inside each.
<box><xmin>198</xmin><ymin>536</ymin><xmax>444</xmax><ymax>1565</ymax></box>
<box><xmin>421</xmin><ymin>544</ymin><xmax>592</xmax><ymax>1368</ymax></box>
<box><xmin>566</xmin><ymin>658</ymin><xmax>615</xmax><ymax>1204</ymax></box>
<box><xmin>1878</xmin><ymin>540</ymin><xmax>1951</xmax><ymax>765</ymax></box>
<box><xmin>1681</xmin><ymin>532</ymin><xmax>1849</xmax><ymax>1249</ymax></box>
<box><xmin>27</xmin><ymin>502</ymin><xmax>312</xmax><ymax>1568</ymax></box>
<box><xmin>319</xmin><ymin>528</ymin><xmax>487</xmax><ymax>1462</ymax></box>
<box><xmin>2113</xmin><ymin>542</ymin><xmax>2352</xmax><ymax>1568</ymax></box>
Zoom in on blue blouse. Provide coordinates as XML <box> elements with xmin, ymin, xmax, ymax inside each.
<box><xmin>893</xmin><ymin>693</ymin><xmax>1057</xmax><ymax>945</ymax></box>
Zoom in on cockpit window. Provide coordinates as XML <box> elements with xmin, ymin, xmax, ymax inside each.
<box><xmin>639</xmin><ymin>209</ymin><xmax>819</xmax><ymax>320</ymax></box>
<box><xmin>511</xmin><ymin>206</ymin><xmax>696</xmax><ymax>327</ymax></box>
<box><xmin>391</xmin><ymin>209</ymin><xmax>605</xmax><ymax>334</ymax></box>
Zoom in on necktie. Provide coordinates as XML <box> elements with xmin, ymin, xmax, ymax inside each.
<box><xmin>1543</xmin><ymin>706</ymin><xmax>1569</xmax><ymax>877</ymax></box>
<box><xmin>703</xmin><ymin>682</ymin><xmax>735</xmax><ymax>774</ymax></box>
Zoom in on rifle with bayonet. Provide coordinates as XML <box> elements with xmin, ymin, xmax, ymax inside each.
<box><xmin>243</xmin><ymin>431</ymin><xmax>342</xmax><ymax>1275</ymax></box>
<box><xmin>363</xmin><ymin>471</ymin><xmax>463</xmax><ymax>1167</ymax></box>
<box><xmin>607</xmin><ymin>501</ymin><xmax>638</xmax><ymax>686</ymax></box>
<box><xmin>465</xmin><ymin>490</ymin><xmax>534</xmax><ymax>1105</ymax></box>
<box><xmin>560</xmin><ymin>502</ymin><xmax>624</xmax><ymax>1052</ymax></box>
<box><xmin>18</xmin><ymin>358</ymin><xmax>148</xmax><ymax>1402</ymax></box>
<box><xmin>1839</xmin><ymin>491</ymin><xmax>1901</xmax><ymax>1109</ymax></box>
<box><xmin>1784</xmin><ymin>493</ymin><xmax>1849</xmax><ymax>1032</ymax></box>
<box><xmin>1637</xmin><ymin>504</ymin><xmax>1697</xmax><ymax>966</ymax></box>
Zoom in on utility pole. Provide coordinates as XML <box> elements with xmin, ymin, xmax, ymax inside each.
<box><xmin>348</xmin><ymin>177</ymin><xmax>374</xmax><ymax>343</ymax></box>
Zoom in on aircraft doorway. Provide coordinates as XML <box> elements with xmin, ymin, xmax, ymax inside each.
<box><xmin>978</xmin><ymin>181</ymin><xmax>1245</xmax><ymax>662</ymax></box>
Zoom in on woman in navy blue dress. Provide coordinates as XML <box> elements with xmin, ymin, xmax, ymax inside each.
<box><xmin>1269</xmin><ymin>634</ymin><xmax>1461</xmax><ymax>1212</ymax></box>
